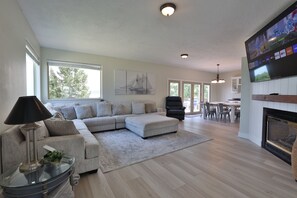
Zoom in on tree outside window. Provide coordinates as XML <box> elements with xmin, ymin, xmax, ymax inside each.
<box><xmin>48</xmin><ymin>61</ymin><xmax>101</xmax><ymax>99</ymax></box>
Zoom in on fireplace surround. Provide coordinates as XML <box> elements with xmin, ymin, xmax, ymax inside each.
<box><xmin>262</xmin><ymin>108</ymin><xmax>297</xmax><ymax>164</ymax></box>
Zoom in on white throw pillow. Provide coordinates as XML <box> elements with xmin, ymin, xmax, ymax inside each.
<box><xmin>74</xmin><ymin>105</ymin><xmax>93</xmax><ymax>119</ymax></box>
<box><xmin>97</xmin><ymin>103</ymin><xmax>112</xmax><ymax>117</ymax></box>
<box><xmin>132</xmin><ymin>102</ymin><xmax>145</xmax><ymax>114</ymax></box>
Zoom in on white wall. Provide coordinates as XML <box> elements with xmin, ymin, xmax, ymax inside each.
<box><xmin>0</xmin><ymin>0</ymin><xmax>40</xmax><ymax>132</ymax></box>
<box><xmin>212</xmin><ymin>70</ymin><xmax>241</xmax><ymax>102</ymax></box>
<box><xmin>238</xmin><ymin>57</ymin><xmax>250</xmax><ymax>139</ymax></box>
<box><xmin>239</xmin><ymin>57</ymin><xmax>297</xmax><ymax>146</ymax></box>
<box><xmin>41</xmin><ymin>48</ymin><xmax>218</xmax><ymax>108</ymax></box>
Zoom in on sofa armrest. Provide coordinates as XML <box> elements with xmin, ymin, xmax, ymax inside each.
<box><xmin>37</xmin><ymin>134</ymin><xmax>85</xmax><ymax>163</ymax></box>
<box><xmin>1</xmin><ymin>126</ymin><xmax>26</xmax><ymax>173</ymax></box>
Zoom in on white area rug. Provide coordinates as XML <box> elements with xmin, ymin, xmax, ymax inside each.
<box><xmin>94</xmin><ymin>129</ymin><xmax>211</xmax><ymax>173</ymax></box>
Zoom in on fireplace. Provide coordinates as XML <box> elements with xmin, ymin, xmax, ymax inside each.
<box><xmin>262</xmin><ymin>108</ymin><xmax>297</xmax><ymax>164</ymax></box>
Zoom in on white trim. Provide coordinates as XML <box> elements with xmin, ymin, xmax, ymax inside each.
<box><xmin>25</xmin><ymin>41</ymin><xmax>40</xmax><ymax>64</ymax></box>
<box><xmin>48</xmin><ymin>60</ymin><xmax>101</xmax><ymax>70</ymax></box>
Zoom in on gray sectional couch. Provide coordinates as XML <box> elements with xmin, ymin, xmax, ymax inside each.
<box><xmin>1</xmin><ymin>100</ymin><xmax>161</xmax><ymax>174</ymax></box>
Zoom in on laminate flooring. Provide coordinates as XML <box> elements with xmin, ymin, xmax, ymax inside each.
<box><xmin>74</xmin><ymin>117</ymin><xmax>297</xmax><ymax>198</ymax></box>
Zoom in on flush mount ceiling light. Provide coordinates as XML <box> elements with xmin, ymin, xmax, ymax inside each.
<box><xmin>160</xmin><ymin>3</ymin><xmax>176</xmax><ymax>16</ymax></box>
<box><xmin>181</xmin><ymin>54</ymin><xmax>188</xmax><ymax>59</ymax></box>
<box><xmin>211</xmin><ymin>64</ymin><xmax>225</xmax><ymax>84</ymax></box>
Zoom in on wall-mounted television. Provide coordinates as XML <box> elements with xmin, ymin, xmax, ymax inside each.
<box><xmin>245</xmin><ymin>1</ymin><xmax>297</xmax><ymax>82</ymax></box>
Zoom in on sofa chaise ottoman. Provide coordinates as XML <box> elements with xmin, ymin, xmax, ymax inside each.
<box><xmin>125</xmin><ymin>114</ymin><xmax>179</xmax><ymax>138</ymax></box>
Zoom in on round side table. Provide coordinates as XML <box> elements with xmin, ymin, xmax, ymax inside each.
<box><xmin>0</xmin><ymin>155</ymin><xmax>78</xmax><ymax>198</ymax></box>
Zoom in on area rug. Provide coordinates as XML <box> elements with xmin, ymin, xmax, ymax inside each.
<box><xmin>94</xmin><ymin>129</ymin><xmax>211</xmax><ymax>173</ymax></box>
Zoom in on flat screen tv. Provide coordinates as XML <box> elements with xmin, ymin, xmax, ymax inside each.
<box><xmin>245</xmin><ymin>1</ymin><xmax>297</xmax><ymax>82</ymax></box>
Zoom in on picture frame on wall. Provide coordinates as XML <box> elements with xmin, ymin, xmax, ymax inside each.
<box><xmin>114</xmin><ymin>69</ymin><xmax>156</xmax><ymax>95</ymax></box>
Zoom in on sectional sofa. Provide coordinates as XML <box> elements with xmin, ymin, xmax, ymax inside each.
<box><xmin>1</xmin><ymin>100</ymin><xmax>161</xmax><ymax>174</ymax></box>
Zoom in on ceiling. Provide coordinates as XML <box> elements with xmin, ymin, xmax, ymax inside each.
<box><xmin>17</xmin><ymin>0</ymin><xmax>293</xmax><ymax>73</ymax></box>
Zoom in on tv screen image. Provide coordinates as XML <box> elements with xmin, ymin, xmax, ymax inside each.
<box><xmin>254</xmin><ymin>65</ymin><xmax>271</xmax><ymax>82</ymax></box>
<box><xmin>245</xmin><ymin>2</ymin><xmax>297</xmax><ymax>82</ymax></box>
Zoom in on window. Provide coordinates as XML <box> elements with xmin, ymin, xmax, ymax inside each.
<box><xmin>48</xmin><ymin>61</ymin><xmax>101</xmax><ymax>99</ymax></box>
<box><xmin>203</xmin><ymin>83</ymin><xmax>211</xmax><ymax>102</ymax></box>
<box><xmin>168</xmin><ymin>80</ymin><xmax>180</xmax><ymax>96</ymax></box>
<box><xmin>26</xmin><ymin>44</ymin><xmax>40</xmax><ymax>98</ymax></box>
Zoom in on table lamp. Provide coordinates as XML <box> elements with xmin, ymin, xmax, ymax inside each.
<box><xmin>4</xmin><ymin>96</ymin><xmax>52</xmax><ymax>172</ymax></box>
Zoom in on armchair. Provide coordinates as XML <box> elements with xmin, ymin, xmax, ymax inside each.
<box><xmin>165</xmin><ymin>96</ymin><xmax>185</xmax><ymax>120</ymax></box>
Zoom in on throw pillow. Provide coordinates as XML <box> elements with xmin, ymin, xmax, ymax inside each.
<box><xmin>20</xmin><ymin>121</ymin><xmax>49</xmax><ymax>141</ymax></box>
<box><xmin>112</xmin><ymin>104</ymin><xmax>126</xmax><ymax>115</ymax></box>
<box><xmin>74</xmin><ymin>105</ymin><xmax>93</xmax><ymax>119</ymax></box>
<box><xmin>52</xmin><ymin>111</ymin><xmax>65</xmax><ymax>120</ymax></box>
<box><xmin>61</xmin><ymin>106</ymin><xmax>77</xmax><ymax>120</ymax></box>
<box><xmin>97</xmin><ymin>103</ymin><xmax>112</xmax><ymax>117</ymax></box>
<box><xmin>44</xmin><ymin>119</ymin><xmax>79</xmax><ymax>136</ymax></box>
<box><xmin>145</xmin><ymin>103</ymin><xmax>157</xmax><ymax>113</ymax></box>
<box><xmin>132</xmin><ymin>102</ymin><xmax>145</xmax><ymax>114</ymax></box>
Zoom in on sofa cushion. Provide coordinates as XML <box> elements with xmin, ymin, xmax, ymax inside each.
<box><xmin>113</xmin><ymin>114</ymin><xmax>135</xmax><ymax>123</ymax></box>
<box><xmin>97</xmin><ymin>102</ymin><xmax>112</xmax><ymax>117</ymax></box>
<box><xmin>20</xmin><ymin>121</ymin><xmax>49</xmax><ymax>141</ymax></box>
<box><xmin>83</xmin><ymin>117</ymin><xmax>115</xmax><ymax>127</ymax></box>
<box><xmin>132</xmin><ymin>102</ymin><xmax>145</xmax><ymax>114</ymax></box>
<box><xmin>61</xmin><ymin>106</ymin><xmax>77</xmax><ymax>120</ymax></box>
<box><xmin>44</xmin><ymin>119</ymin><xmax>79</xmax><ymax>136</ymax></box>
<box><xmin>75</xmin><ymin>105</ymin><xmax>93</xmax><ymax>119</ymax></box>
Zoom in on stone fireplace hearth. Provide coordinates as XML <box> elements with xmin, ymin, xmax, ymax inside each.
<box><xmin>262</xmin><ymin>108</ymin><xmax>297</xmax><ymax>164</ymax></box>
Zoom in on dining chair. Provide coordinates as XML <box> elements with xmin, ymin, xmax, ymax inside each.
<box><xmin>217</xmin><ymin>103</ymin><xmax>230</xmax><ymax>122</ymax></box>
<box><xmin>205</xmin><ymin>102</ymin><xmax>216</xmax><ymax>119</ymax></box>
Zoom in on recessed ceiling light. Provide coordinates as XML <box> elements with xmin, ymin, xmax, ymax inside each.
<box><xmin>160</xmin><ymin>3</ymin><xmax>176</xmax><ymax>16</ymax></box>
<box><xmin>181</xmin><ymin>54</ymin><xmax>188</xmax><ymax>59</ymax></box>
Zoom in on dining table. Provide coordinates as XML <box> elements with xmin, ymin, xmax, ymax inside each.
<box><xmin>209</xmin><ymin>101</ymin><xmax>241</xmax><ymax>123</ymax></box>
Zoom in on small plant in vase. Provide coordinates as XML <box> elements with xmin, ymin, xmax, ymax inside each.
<box><xmin>43</xmin><ymin>150</ymin><xmax>64</xmax><ymax>165</ymax></box>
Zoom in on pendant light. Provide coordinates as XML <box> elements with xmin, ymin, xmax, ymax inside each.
<box><xmin>211</xmin><ymin>64</ymin><xmax>225</xmax><ymax>84</ymax></box>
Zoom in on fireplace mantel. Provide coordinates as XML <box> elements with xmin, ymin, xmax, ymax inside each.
<box><xmin>252</xmin><ymin>95</ymin><xmax>297</xmax><ymax>104</ymax></box>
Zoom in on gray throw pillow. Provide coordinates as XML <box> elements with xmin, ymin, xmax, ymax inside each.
<box><xmin>74</xmin><ymin>105</ymin><xmax>93</xmax><ymax>119</ymax></box>
<box><xmin>145</xmin><ymin>103</ymin><xmax>157</xmax><ymax>113</ymax></box>
<box><xmin>112</xmin><ymin>104</ymin><xmax>126</xmax><ymax>115</ymax></box>
<box><xmin>61</xmin><ymin>106</ymin><xmax>77</xmax><ymax>120</ymax></box>
<box><xmin>132</xmin><ymin>102</ymin><xmax>145</xmax><ymax>114</ymax></box>
<box><xmin>44</xmin><ymin>119</ymin><xmax>79</xmax><ymax>136</ymax></box>
<box><xmin>97</xmin><ymin>103</ymin><xmax>112</xmax><ymax>117</ymax></box>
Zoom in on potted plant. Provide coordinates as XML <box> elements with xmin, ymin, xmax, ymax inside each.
<box><xmin>43</xmin><ymin>150</ymin><xmax>64</xmax><ymax>165</ymax></box>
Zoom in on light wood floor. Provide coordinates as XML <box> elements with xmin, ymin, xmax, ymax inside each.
<box><xmin>74</xmin><ymin>117</ymin><xmax>297</xmax><ymax>198</ymax></box>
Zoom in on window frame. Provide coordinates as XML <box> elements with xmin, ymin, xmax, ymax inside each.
<box><xmin>47</xmin><ymin>60</ymin><xmax>102</xmax><ymax>100</ymax></box>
